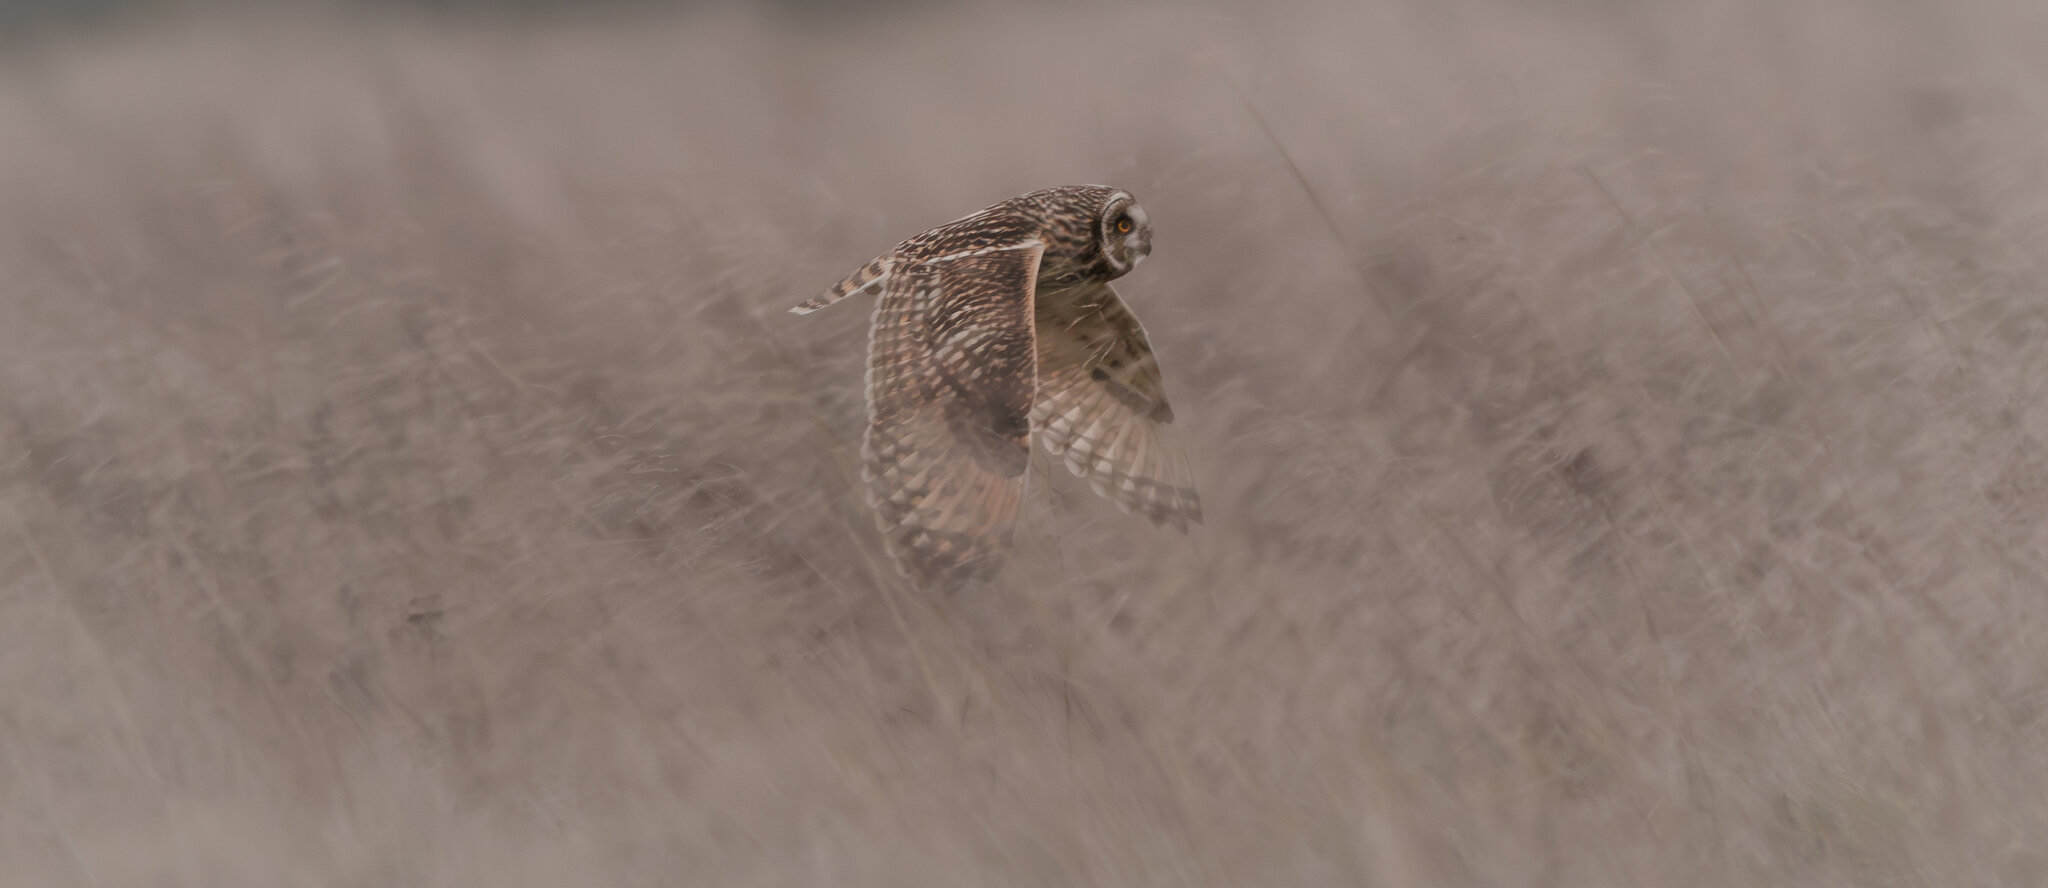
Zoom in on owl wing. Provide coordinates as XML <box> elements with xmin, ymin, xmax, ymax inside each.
<box><xmin>1030</xmin><ymin>281</ymin><xmax>1203</xmax><ymax>530</ymax></box>
<box><xmin>863</xmin><ymin>241</ymin><xmax>1044</xmax><ymax>590</ymax></box>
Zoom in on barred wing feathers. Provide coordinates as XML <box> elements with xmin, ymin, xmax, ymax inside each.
<box><xmin>1030</xmin><ymin>282</ymin><xmax>1202</xmax><ymax>531</ymax></box>
<box><xmin>791</xmin><ymin>255</ymin><xmax>892</xmax><ymax>315</ymax></box>
<box><xmin>861</xmin><ymin>242</ymin><xmax>1044</xmax><ymax>589</ymax></box>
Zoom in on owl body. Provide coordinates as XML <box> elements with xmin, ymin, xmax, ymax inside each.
<box><xmin>793</xmin><ymin>185</ymin><xmax>1198</xmax><ymax>590</ymax></box>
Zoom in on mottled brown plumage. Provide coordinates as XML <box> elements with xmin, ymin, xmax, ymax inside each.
<box><xmin>792</xmin><ymin>185</ymin><xmax>1199</xmax><ymax>590</ymax></box>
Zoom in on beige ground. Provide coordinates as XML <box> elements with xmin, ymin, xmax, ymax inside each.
<box><xmin>3</xmin><ymin>1</ymin><xmax>2046</xmax><ymax>884</ymax></box>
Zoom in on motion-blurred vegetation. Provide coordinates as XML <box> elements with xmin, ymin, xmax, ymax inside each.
<box><xmin>0</xmin><ymin>0</ymin><xmax>931</xmax><ymax>29</ymax></box>
<box><xmin>5</xmin><ymin>1</ymin><xmax>2046</xmax><ymax>885</ymax></box>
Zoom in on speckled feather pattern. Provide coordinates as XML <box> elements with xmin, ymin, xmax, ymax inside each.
<box><xmin>793</xmin><ymin>185</ymin><xmax>1199</xmax><ymax>590</ymax></box>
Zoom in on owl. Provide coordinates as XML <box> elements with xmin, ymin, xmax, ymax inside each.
<box><xmin>791</xmin><ymin>185</ymin><xmax>1202</xmax><ymax>590</ymax></box>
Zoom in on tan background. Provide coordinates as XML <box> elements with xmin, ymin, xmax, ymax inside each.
<box><xmin>3</xmin><ymin>1</ymin><xmax>2045</xmax><ymax>884</ymax></box>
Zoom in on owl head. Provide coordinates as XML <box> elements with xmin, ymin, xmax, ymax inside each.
<box><xmin>1097</xmin><ymin>190</ymin><xmax>1153</xmax><ymax>275</ymax></box>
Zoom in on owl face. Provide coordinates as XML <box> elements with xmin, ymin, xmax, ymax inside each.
<box><xmin>1097</xmin><ymin>192</ymin><xmax>1153</xmax><ymax>275</ymax></box>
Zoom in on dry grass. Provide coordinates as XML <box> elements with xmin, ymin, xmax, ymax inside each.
<box><xmin>4</xmin><ymin>1</ymin><xmax>2047</xmax><ymax>884</ymax></box>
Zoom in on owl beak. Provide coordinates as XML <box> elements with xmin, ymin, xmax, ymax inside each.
<box><xmin>1133</xmin><ymin>231</ymin><xmax>1153</xmax><ymax>262</ymax></box>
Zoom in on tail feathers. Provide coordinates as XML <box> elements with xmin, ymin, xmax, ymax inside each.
<box><xmin>790</xmin><ymin>256</ymin><xmax>892</xmax><ymax>314</ymax></box>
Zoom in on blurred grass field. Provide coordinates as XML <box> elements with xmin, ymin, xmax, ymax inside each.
<box><xmin>4</xmin><ymin>1</ymin><xmax>2048</xmax><ymax>884</ymax></box>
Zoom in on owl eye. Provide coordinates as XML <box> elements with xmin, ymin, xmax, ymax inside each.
<box><xmin>1114</xmin><ymin>215</ymin><xmax>1133</xmax><ymax>234</ymax></box>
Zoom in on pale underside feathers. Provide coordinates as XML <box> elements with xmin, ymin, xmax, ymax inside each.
<box><xmin>793</xmin><ymin>186</ymin><xmax>1198</xmax><ymax>590</ymax></box>
<box><xmin>1030</xmin><ymin>281</ymin><xmax>1202</xmax><ymax>532</ymax></box>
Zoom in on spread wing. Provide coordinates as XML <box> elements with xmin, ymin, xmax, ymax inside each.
<box><xmin>1030</xmin><ymin>281</ymin><xmax>1202</xmax><ymax>530</ymax></box>
<box><xmin>863</xmin><ymin>242</ymin><xmax>1044</xmax><ymax>590</ymax></box>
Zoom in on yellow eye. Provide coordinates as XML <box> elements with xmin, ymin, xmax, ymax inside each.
<box><xmin>1116</xmin><ymin>217</ymin><xmax>1133</xmax><ymax>233</ymax></box>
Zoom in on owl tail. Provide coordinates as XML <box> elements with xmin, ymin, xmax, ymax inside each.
<box><xmin>790</xmin><ymin>256</ymin><xmax>893</xmax><ymax>314</ymax></box>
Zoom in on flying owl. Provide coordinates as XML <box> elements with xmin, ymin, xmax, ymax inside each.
<box><xmin>791</xmin><ymin>185</ymin><xmax>1202</xmax><ymax>590</ymax></box>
